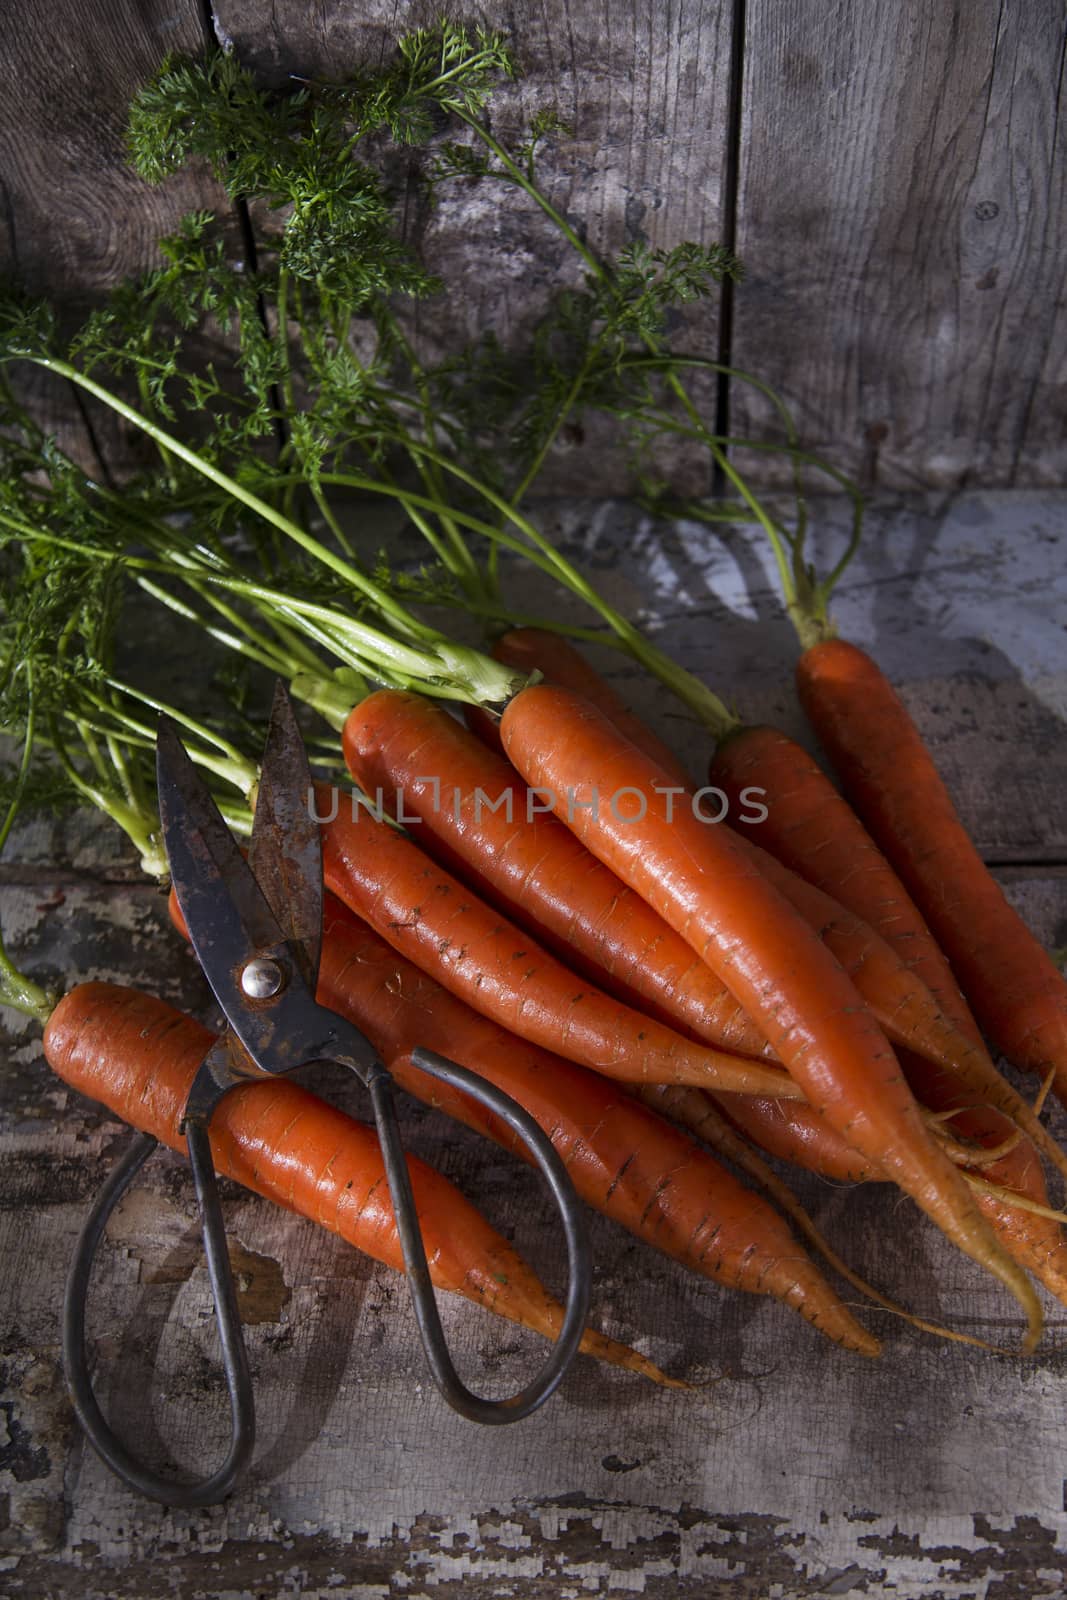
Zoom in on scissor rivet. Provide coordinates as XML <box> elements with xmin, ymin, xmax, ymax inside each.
<box><xmin>241</xmin><ymin>957</ymin><xmax>285</xmax><ymax>999</ymax></box>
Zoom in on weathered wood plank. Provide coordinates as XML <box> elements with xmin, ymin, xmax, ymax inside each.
<box><xmin>0</xmin><ymin>0</ymin><xmax>215</xmax><ymax>465</ymax></box>
<box><xmin>2</xmin><ymin>1516</ymin><xmax>1065</xmax><ymax>1599</ymax></box>
<box><xmin>730</xmin><ymin>0</ymin><xmax>1067</xmax><ymax>491</ymax></box>
<box><xmin>2</xmin><ymin>0</ymin><xmax>736</xmax><ymax>495</ymax></box>
<box><xmin>4</xmin><ymin>2</ymin><xmax>1067</xmax><ymax>497</ymax></box>
<box><xmin>213</xmin><ymin>0</ymin><xmax>733</xmax><ymax>262</ymax></box>
<box><xmin>0</xmin><ymin>0</ymin><xmax>216</xmax><ymax>296</ymax></box>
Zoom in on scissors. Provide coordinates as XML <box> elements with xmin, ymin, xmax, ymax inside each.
<box><xmin>63</xmin><ymin>683</ymin><xmax>591</xmax><ymax>1508</ymax></box>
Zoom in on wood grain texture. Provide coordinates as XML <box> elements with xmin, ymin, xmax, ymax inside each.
<box><xmin>730</xmin><ymin>0</ymin><xmax>1067</xmax><ymax>492</ymax></box>
<box><xmin>213</xmin><ymin>0</ymin><xmax>733</xmax><ymax>258</ymax></box>
<box><xmin>0</xmin><ymin>0</ymin><xmax>216</xmax><ymax>466</ymax></box>
<box><xmin>2</xmin><ymin>1</ymin><xmax>1066</xmax><ymax>495</ymax></box>
<box><xmin>211</xmin><ymin>0</ymin><xmax>735</xmax><ymax>494</ymax></box>
<box><xmin>0</xmin><ymin>0</ymin><xmax>213</xmax><ymax>295</ymax></box>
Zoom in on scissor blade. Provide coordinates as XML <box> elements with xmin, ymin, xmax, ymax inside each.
<box><xmin>157</xmin><ymin>716</ymin><xmax>293</xmax><ymax>1015</ymax></box>
<box><xmin>249</xmin><ymin>682</ymin><xmax>323</xmax><ymax>989</ymax></box>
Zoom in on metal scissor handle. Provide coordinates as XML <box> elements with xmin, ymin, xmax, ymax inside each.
<box><xmin>369</xmin><ymin>1048</ymin><xmax>590</xmax><ymax>1425</ymax></box>
<box><xmin>63</xmin><ymin>1046</ymin><xmax>590</xmax><ymax>1505</ymax></box>
<box><xmin>63</xmin><ymin>1124</ymin><xmax>254</xmax><ymax>1508</ymax></box>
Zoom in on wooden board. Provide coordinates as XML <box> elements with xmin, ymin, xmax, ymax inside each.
<box><xmin>2</xmin><ymin>845</ymin><xmax>1067</xmax><ymax>1597</ymax></box>
<box><xmin>1</xmin><ymin>489</ymin><xmax>1066</xmax><ymax>1595</ymax></box>
<box><xmin>0</xmin><ymin>0</ymin><xmax>218</xmax><ymax>468</ymax></box>
<box><xmin>0</xmin><ymin>0</ymin><xmax>251</xmax><ymax>485</ymax></box>
<box><xmin>730</xmin><ymin>0</ymin><xmax>1067</xmax><ymax>492</ymax></box>
<box><xmin>0</xmin><ymin>0</ymin><xmax>217</xmax><ymax>296</ymax></box>
<box><xmin>5</xmin><ymin>1</ymin><xmax>1066</xmax><ymax>495</ymax></box>
<box><xmin>213</xmin><ymin>0</ymin><xmax>733</xmax><ymax>256</ymax></box>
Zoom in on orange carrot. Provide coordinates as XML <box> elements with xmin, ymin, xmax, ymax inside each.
<box><xmin>43</xmin><ymin>981</ymin><xmax>673</xmax><ymax>1384</ymax></box>
<box><xmin>165</xmin><ymin>885</ymin><xmax>875</xmax><ymax>1353</ymax></box>
<box><xmin>458</xmin><ymin>596</ymin><xmax>1067</xmax><ymax>1319</ymax></box>
<box><xmin>499</xmin><ymin>681</ymin><xmax>1043</xmax><ymax>1349</ymax></box>
<box><xmin>343</xmin><ymin>689</ymin><xmax>771</xmax><ymax>1061</ymax></box>
<box><xmin>347</xmin><ymin>686</ymin><xmax>992</xmax><ymax>1185</ymax></box>
<box><xmin>313</xmin><ymin>898</ymin><xmax>880</xmax><ymax>1355</ymax></box>
<box><xmin>489</xmin><ymin>627</ymin><xmax>693</xmax><ymax>788</ymax></box>
<box><xmin>710</xmin><ymin>723</ymin><xmax>1067</xmax><ymax>1181</ymax></box>
<box><xmin>715</xmin><ymin>1093</ymin><xmax>879</xmax><ymax>1183</ymax></box>
<box><xmin>316</xmin><ymin>786</ymin><xmax>804</xmax><ymax>1101</ymax></box>
<box><xmin>170</xmin><ymin>881</ymin><xmax>876</xmax><ymax>1196</ymax></box>
<box><xmin>354</xmin><ymin>686</ymin><xmax>1042</xmax><ymax>1187</ymax></box>
<box><xmin>797</xmin><ymin>639</ymin><xmax>1067</xmax><ymax>1106</ymax></box>
<box><xmin>711</xmin><ymin>724</ymin><xmax>977</xmax><ymax>1033</ymax></box>
<box><xmin>489</xmin><ymin>629</ymin><xmax>1067</xmax><ymax>1187</ymax></box>
<box><xmin>727</xmin><ymin>829</ymin><xmax>992</xmax><ymax>1067</ymax></box>
<box><xmin>735</xmin><ymin>834</ymin><xmax>1067</xmax><ymax>1185</ymax></box>
<box><xmin>471</xmin><ymin>631</ymin><xmax>939</xmax><ymax>1185</ymax></box>
<box><xmin>477</xmin><ymin>634</ymin><xmax>967</xmax><ymax>1055</ymax></box>
<box><xmin>656</xmin><ymin>1063</ymin><xmax>1067</xmax><ymax>1314</ymax></box>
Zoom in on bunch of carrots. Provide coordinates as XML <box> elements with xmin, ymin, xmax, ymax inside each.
<box><xmin>1</xmin><ymin>20</ymin><xmax>1066</xmax><ymax>1407</ymax></box>
<box><xmin>21</xmin><ymin>597</ymin><xmax>1067</xmax><ymax>1377</ymax></box>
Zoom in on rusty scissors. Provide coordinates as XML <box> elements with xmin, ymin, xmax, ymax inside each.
<box><xmin>63</xmin><ymin>684</ymin><xmax>591</xmax><ymax>1507</ymax></box>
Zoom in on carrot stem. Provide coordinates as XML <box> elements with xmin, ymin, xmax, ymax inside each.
<box><xmin>0</xmin><ymin>672</ymin><xmax>54</xmax><ymax>1022</ymax></box>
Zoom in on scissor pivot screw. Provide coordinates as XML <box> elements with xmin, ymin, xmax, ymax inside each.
<box><xmin>241</xmin><ymin>957</ymin><xmax>285</xmax><ymax>999</ymax></box>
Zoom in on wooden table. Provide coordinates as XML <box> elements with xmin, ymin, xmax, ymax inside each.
<box><xmin>2</xmin><ymin>491</ymin><xmax>1066</xmax><ymax>1597</ymax></box>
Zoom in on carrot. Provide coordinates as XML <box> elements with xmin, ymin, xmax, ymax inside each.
<box><xmin>343</xmin><ymin>689</ymin><xmax>772</xmax><ymax>1062</ymax></box>
<box><xmin>639</xmin><ymin>1081</ymin><xmax>870</xmax><ymax>1187</ymax></box>
<box><xmin>738</xmin><ymin>834</ymin><xmax>1067</xmax><ymax>1179</ymax></box>
<box><xmin>472</xmin><ymin>631</ymin><xmax>933</xmax><ymax>1186</ymax></box>
<box><xmin>499</xmin><ymin>681</ymin><xmax>1044</xmax><ymax>1350</ymax></box>
<box><xmin>640</xmin><ymin>1084</ymin><xmax>1038</xmax><ymax>1352</ymax></box>
<box><xmin>316</xmin><ymin>785</ymin><xmax>805</xmax><ymax>1101</ymax></box>
<box><xmin>351</xmin><ymin>687</ymin><xmax>1034</xmax><ymax>1187</ymax></box>
<box><xmin>603</xmin><ymin>681</ymin><xmax>1067</xmax><ymax>1292</ymax></box>
<box><xmin>477</xmin><ymin>634</ymin><xmax>971</xmax><ymax>1063</ymax></box>
<box><xmin>488</xmin><ymin>627</ymin><xmax>693</xmax><ymax>788</ymax></box>
<box><xmin>43</xmin><ymin>980</ymin><xmax>675</xmax><ymax>1386</ymax></box>
<box><xmin>711</xmin><ymin>724</ymin><xmax>976</xmax><ymax>1032</ymax></box>
<box><xmin>170</xmin><ymin>898</ymin><xmax>885</xmax><ymax>1189</ymax></box>
<box><xmin>346</xmin><ymin>688</ymin><xmax>992</xmax><ymax>1187</ymax></box>
<box><xmin>488</xmin><ymin>629</ymin><xmax>1067</xmax><ymax>1187</ymax></box>
<box><xmin>665</xmin><ymin>1063</ymin><xmax>1067</xmax><ymax>1314</ymax></box>
<box><xmin>312</xmin><ymin>897</ymin><xmax>880</xmax><ymax>1355</ymax></box>
<box><xmin>797</xmin><ymin>638</ymin><xmax>1067</xmax><ymax>1107</ymax></box>
<box><xmin>483</xmin><ymin>636</ymin><xmax>966</xmax><ymax>1062</ymax></box>
<box><xmin>731</xmin><ymin>831</ymin><xmax>995</xmax><ymax>1067</ymax></box>
<box><xmin>166</xmin><ymin>884</ymin><xmax>875</xmax><ymax>1353</ymax></box>
<box><xmin>714</xmin><ymin>1093</ymin><xmax>879</xmax><ymax>1183</ymax></box>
